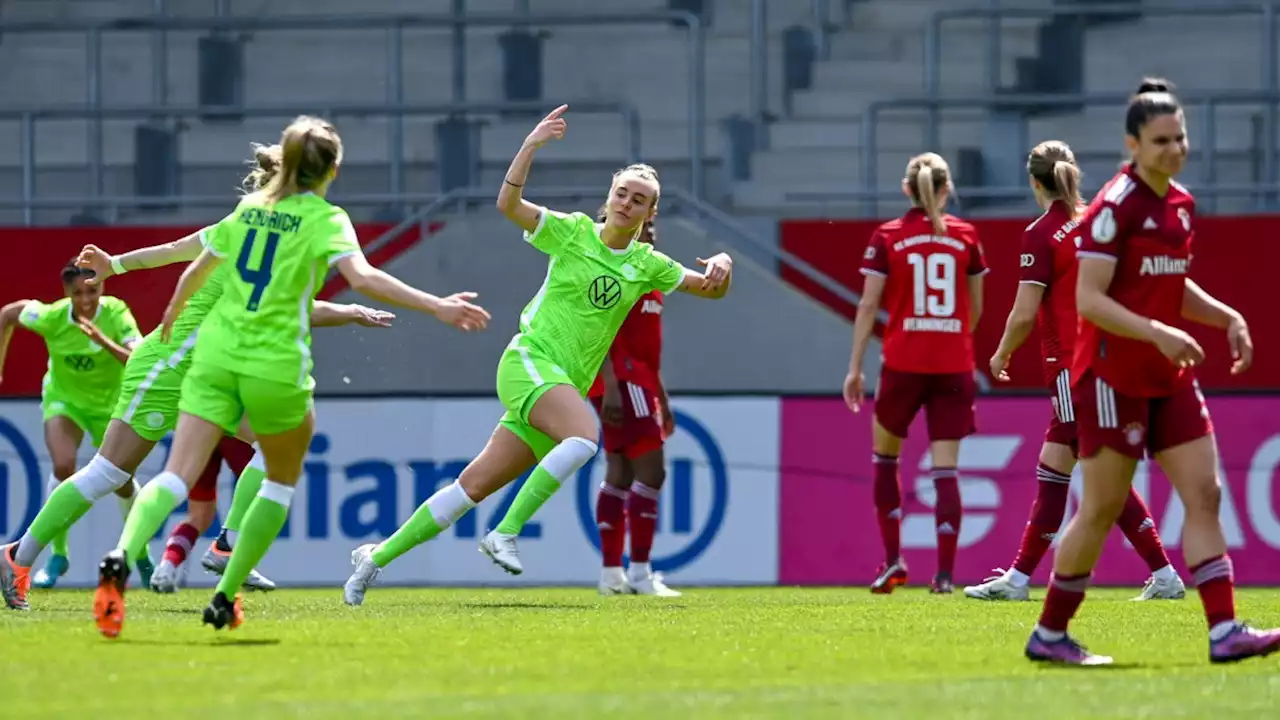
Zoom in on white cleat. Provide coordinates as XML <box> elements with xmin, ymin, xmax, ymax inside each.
<box><xmin>628</xmin><ymin>565</ymin><xmax>681</xmax><ymax>597</ymax></box>
<box><xmin>149</xmin><ymin>559</ymin><xmax>181</xmax><ymax>594</ymax></box>
<box><xmin>343</xmin><ymin>544</ymin><xmax>382</xmax><ymax>607</ymax></box>
<box><xmin>598</xmin><ymin>567</ymin><xmax>633</xmax><ymax>596</ymax></box>
<box><xmin>479</xmin><ymin>531</ymin><xmax>523</xmax><ymax>575</ymax></box>
<box><xmin>200</xmin><ymin>544</ymin><xmax>277</xmax><ymax>592</ymax></box>
<box><xmin>963</xmin><ymin>568</ymin><xmax>1031</xmax><ymax>601</ymax></box>
<box><xmin>1131</xmin><ymin>573</ymin><xmax>1186</xmax><ymax>601</ymax></box>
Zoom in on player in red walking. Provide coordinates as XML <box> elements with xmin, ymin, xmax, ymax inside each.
<box><xmin>845</xmin><ymin>152</ymin><xmax>986</xmax><ymax>595</ymax></box>
<box><xmin>589</xmin><ymin>219</ymin><xmax>679</xmax><ymax>597</ymax></box>
<box><xmin>1026</xmin><ymin>78</ymin><xmax>1280</xmax><ymax>665</ymax></box>
<box><xmin>964</xmin><ymin>140</ymin><xmax>1185</xmax><ymax>602</ymax></box>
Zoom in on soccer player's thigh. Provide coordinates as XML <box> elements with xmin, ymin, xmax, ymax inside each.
<box><xmin>1071</xmin><ymin>375</ymin><xmax>1143</xmax><ymax>519</ymax></box>
<box><xmin>42</xmin><ymin>405</ymin><xmax>86</xmax><ymax>478</ymax></box>
<box><xmin>1150</xmin><ymin>382</ymin><xmax>1218</xmax><ymax>515</ymax></box>
<box><xmin>174</xmin><ymin>362</ymin><xmax>243</xmax><ymax>480</ymax></box>
<box><xmin>496</xmin><ymin>348</ymin><xmax>595</xmax><ymax>444</ymax></box>
<box><xmin>189</xmin><ymin>444</ymin><xmax>225</xmax><ymax>504</ymax></box>
<box><xmin>923</xmin><ymin>371</ymin><xmax>976</xmax><ymax>467</ymax></box>
<box><xmin>619</xmin><ymin>384</ymin><xmax>665</xmax><ymax>482</ymax></box>
<box><xmin>218</xmin><ymin>436</ymin><xmax>256</xmax><ymax>477</ymax></box>
<box><xmin>238</xmin><ymin>375</ymin><xmax>313</xmax><ymax>484</ymax></box>
<box><xmin>461</xmin><ymin>419</ymin><xmax>541</xmax><ymax>500</ymax></box>
<box><xmin>1043</xmin><ymin>414</ymin><xmax>1080</xmax><ymax>467</ymax></box>
<box><xmin>873</xmin><ymin>367</ymin><xmax>928</xmax><ymax>451</ymax></box>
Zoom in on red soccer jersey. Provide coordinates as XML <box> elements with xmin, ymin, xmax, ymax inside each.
<box><xmin>589</xmin><ymin>290</ymin><xmax>664</xmax><ymax>397</ymax></box>
<box><xmin>860</xmin><ymin>209</ymin><xmax>988</xmax><ymax>374</ymax></box>
<box><xmin>1020</xmin><ymin>200</ymin><xmax>1082</xmax><ymax>383</ymax></box>
<box><xmin>1071</xmin><ymin>164</ymin><xmax>1196</xmax><ymax>397</ymax></box>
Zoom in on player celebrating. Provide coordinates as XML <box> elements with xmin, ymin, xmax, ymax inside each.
<box><xmin>844</xmin><ymin>152</ymin><xmax>985</xmax><ymax>595</ymax></box>
<box><xmin>341</xmin><ymin>105</ymin><xmax>733</xmax><ymax>605</ymax></box>
<box><xmin>964</xmin><ymin>140</ymin><xmax>1185</xmax><ymax>602</ymax></box>
<box><xmin>90</xmin><ymin>115</ymin><xmax>489</xmax><ymax>635</ymax></box>
<box><xmin>1025</xmin><ymin>79</ymin><xmax>1280</xmax><ymax>665</ymax></box>
<box><xmin>589</xmin><ymin>219</ymin><xmax>678</xmax><ymax>597</ymax></box>
<box><xmin>0</xmin><ymin>260</ymin><xmax>152</xmax><ymax>591</ymax></box>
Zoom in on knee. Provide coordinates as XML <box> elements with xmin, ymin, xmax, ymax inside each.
<box><xmin>52</xmin><ymin>461</ymin><xmax>77</xmax><ymax>480</ymax></box>
<box><xmin>1079</xmin><ymin>493</ymin><xmax>1127</xmax><ymax>530</ymax></box>
<box><xmin>637</xmin><ymin>463</ymin><xmax>665</xmax><ymax>489</ymax></box>
<box><xmin>1185</xmin><ymin>478</ymin><xmax>1222</xmax><ymax>522</ymax></box>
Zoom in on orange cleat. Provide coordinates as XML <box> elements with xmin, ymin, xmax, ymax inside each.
<box><xmin>202</xmin><ymin>591</ymin><xmax>244</xmax><ymax>631</ymax></box>
<box><xmin>1</xmin><ymin>543</ymin><xmax>31</xmax><ymax>611</ymax></box>
<box><xmin>93</xmin><ymin>549</ymin><xmax>129</xmax><ymax>638</ymax></box>
<box><xmin>870</xmin><ymin>559</ymin><xmax>909</xmax><ymax>594</ymax></box>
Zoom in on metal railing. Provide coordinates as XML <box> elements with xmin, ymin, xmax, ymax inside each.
<box><xmin>860</xmin><ymin>91</ymin><xmax>1280</xmax><ymax>217</ymax></box>
<box><xmin>0</xmin><ymin>10</ymin><xmax>707</xmax><ymax>202</ymax></box>
<box><xmin>0</xmin><ymin>100</ymin><xmax>641</xmax><ymax>226</ymax></box>
<box><xmin>924</xmin><ymin>2</ymin><xmax>1280</xmax><ymax>173</ymax></box>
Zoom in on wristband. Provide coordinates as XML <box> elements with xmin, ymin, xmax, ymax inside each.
<box><xmin>109</xmin><ymin>256</ymin><xmax>127</xmax><ymax>276</ymax></box>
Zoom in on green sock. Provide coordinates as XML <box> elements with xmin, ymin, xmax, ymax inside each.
<box><xmin>117</xmin><ymin>474</ymin><xmax>184</xmax><ymax>570</ymax></box>
<box><xmin>16</xmin><ymin>481</ymin><xmax>92</xmax><ymax>566</ymax></box>
<box><xmin>495</xmin><ymin>465</ymin><xmax>563</xmax><ymax>536</ymax></box>
<box><xmin>45</xmin><ymin>476</ymin><xmax>71</xmax><ymax>558</ymax></box>
<box><xmin>215</xmin><ymin>492</ymin><xmax>289</xmax><ymax>597</ymax></box>
<box><xmin>371</xmin><ymin>505</ymin><xmax>444</xmax><ymax>568</ymax></box>
<box><xmin>223</xmin><ymin>456</ymin><xmax>266</xmax><ymax>533</ymax></box>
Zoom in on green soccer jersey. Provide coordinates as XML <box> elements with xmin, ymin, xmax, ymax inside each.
<box><xmin>197</xmin><ymin>192</ymin><xmax>362</xmax><ymax>387</ymax></box>
<box><xmin>19</xmin><ymin>296</ymin><xmax>140</xmax><ymax>410</ymax></box>
<box><xmin>513</xmin><ymin>207</ymin><xmax>686</xmax><ymax>392</ymax></box>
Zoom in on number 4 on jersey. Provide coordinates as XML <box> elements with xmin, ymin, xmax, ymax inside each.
<box><xmin>236</xmin><ymin>229</ymin><xmax>280</xmax><ymax>312</ymax></box>
<box><xmin>906</xmin><ymin>252</ymin><xmax>956</xmax><ymax>317</ymax></box>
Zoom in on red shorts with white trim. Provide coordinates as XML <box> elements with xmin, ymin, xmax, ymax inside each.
<box><xmin>189</xmin><ymin>437</ymin><xmax>256</xmax><ymax>502</ymax></box>
<box><xmin>874</xmin><ymin>367</ymin><xmax>976</xmax><ymax>441</ymax></box>
<box><xmin>1073</xmin><ymin>370</ymin><xmax>1213</xmax><ymax>460</ymax></box>
<box><xmin>590</xmin><ymin>381</ymin><xmax>665</xmax><ymax>460</ymax></box>
<box><xmin>1044</xmin><ymin>368</ymin><xmax>1079</xmax><ymax>452</ymax></box>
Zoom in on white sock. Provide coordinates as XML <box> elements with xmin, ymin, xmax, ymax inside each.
<box><xmin>1210</xmin><ymin>620</ymin><xmax>1238</xmax><ymax>641</ymax></box>
<box><xmin>1034</xmin><ymin>625</ymin><xmax>1066</xmax><ymax>642</ymax></box>
<box><xmin>74</xmin><ymin>454</ymin><xmax>134</xmax><ymax>502</ymax></box>
<box><xmin>116</xmin><ymin>477</ymin><xmax>141</xmax><ymax>519</ymax></box>
<box><xmin>426</xmin><ymin>481</ymin><xmax>477</xmax><ymax>531</ymax></box>
<box><xmin>1152</xmin><ymin>564</ymin><xmax>1177</xmax><ymax>583</ymax></box>
<box><xmin>223</xmin><ymin>529</ymin><xmax>237</xmax><ymax>546</ymax></box>
<box><xmin>628</xmin><ymin>561</ymin><xmax>652</xmax><ymax>579</ymax></box>
<box><xmin>45</xmin><ymin>474</ymin><xmax>60</xmax><ymax>499</ymax></box>
<box><xmin>258</xmin><ymin>479</ymin><xmax>296</xmax><ymax>508</ymax></box>
<box><xmin>1009</xmin><ymin>569</ymin><xmax>1030</xmax><ymax>587</ymax></box>
<box><xmin>153</xmin><ymin>471</ymin><xmax>191</xmax><ymax>506</ymax></box>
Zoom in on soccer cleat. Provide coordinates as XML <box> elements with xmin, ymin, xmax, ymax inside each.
<box><xmin>930</xmin><ymin>573</ymin><xmax>954</xmax><ymax>594</ymax></box>
<box><xmin>1025</xmin><ymin>631</ymin><xmax>1114</xmax><ymax>666</ymax></box>
<box><xmin>149</xmin><ymin>559</ymin><xmax>181</xmax><ymax>594</ymax></box>
<box><xmin>343</xmin><ymin>544</ymin><xmax>382</xmax><ymax>607</ymax></box>
<box><xmin>964</xmin><ymin>568</ymin><xmax>1031</xmax><ymax>601</ymax></box>
<box><xmin>93</xmin><ymin>549</ymin><xmax>129</xmax><ymax>639</ymax></box>
<box><xmin>1209</xmin><ymin>623</ymin><xmax>1280</xmax><ymax>664</ymax></box>
<box><xmin>1130</xmin><ymin>573</ymin><xmax>1186</xmax><ymax>601</ymax></box>
<box><xmin>200</xmin><ymin>543</ymin><xmax>277</xmax><ymax>592</ymax></box>
<box><xmin>870</xmin><ymin>559</ymin><xmax>908</xmax><ymax>594</ymax></box>
<box><xmin>598</xmin><ymin>567</ymin><xmax>632</xmax><ymax>596</ymax></box>
<box><xmin>31</xmin><ymin>554</ymin><xmax>69</xmax><ymax>589</ymax></box>
<box><xmin>202</xmin><ymin>591</ymin><xmax>244</xmax><ymax>631</ymax></box>
<box><xmin>628</xmin><ymin>568</ymin><xmax>681</xmax><ymax>597</ymax></box>
<box><xmin>135</xmin><ymin>550</ymin><xmax>156</xmax><ymax>590</ymax></box>
<box><xmin>479</xmin><ymin>530</ymin><xmax>523</xmax><ymax>575</ymax></box>
<box><xmin>0</xmin><ymin>543</ymin><xmax>31</xmax><ymax>611</ymax></box>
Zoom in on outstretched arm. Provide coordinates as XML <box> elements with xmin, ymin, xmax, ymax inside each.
<box><xmin>496</xmin><ymin>105</ymin><xmax>568</xmax><ymax>233</ymax></box>
<box><xmin>675</xmin><ymin>253</ymin><xmax>733</xmax><ymax>299</ymax></box>
<box><xmin>311</xmin><ymin>300</ymin><xmax>395</xmax><ymax>329</ymax></box>
<box><xmin>0</xmin><ymin>300</ymin><xmax>32</xmax><ymax>385</ymax></box>
<box><xmin>78</xmin><ymin>231</ymin><xmax>207</xmax><ymax>285</ymax></box>
<box><xmin>160</xmin><ymin>249</ymin><xmax>222</xmax><ymax>343</ymax></box>
<box><xmin>334</xmin><ymin>253</ymin><xmax>490</xmax><ymax>332</ymax></box>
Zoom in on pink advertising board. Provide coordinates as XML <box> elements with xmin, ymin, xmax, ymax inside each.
<box><xmin>779</xmin><ymin>397</ymin><xmax>1280</xmax><ymax>586</ymax></box>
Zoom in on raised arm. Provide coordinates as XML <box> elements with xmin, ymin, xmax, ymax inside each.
<box><xmin>0</xmin><ymin>300</ymin><xmax>32</xmax><ymax>384</ymax></box>
<box><xmin>675</xmin><ymin>253</ymin><xmax>734</xmax><ymax>299</ymax></box>
<box><xmin>496</xmin><ymin>105</ymin><xmax>568</xmax><ymax>233</ymax></box>
<box><xmin>160</xmin><ymin>249</ymin><xmax>223</xmax><ymax>343</ymax></box>
<box><xmin>78</xmin><ymin>230</ymin><xmax>207</xmax><ymax>285</ymax></box>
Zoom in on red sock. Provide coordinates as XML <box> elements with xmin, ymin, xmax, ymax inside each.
<box><xmin>163</xmin><ymin>522</ymin><xmax>201</xmax><ymax>567</ymax></box>
<box><xmin>873</xmin><ymin>454</ymin><xmax>902</xmax><ymax>563</ymax></box>
<box><xmin>1038</xmin><ymin>572</ymin><xmax>1091</xmax><ymax>632</ymax></box>
<box><xmin>1116</xmin><ymin>488</ymin><xmax>1173</xmax><ymax>573</ymax></box>
<box><xmin>627</xmin><ymin>483</ymin><xmax>660</xmax><ymax>564</ymax></box>
<box><xmin>933</xmin><ymin>470</ymin><xmax>961</xmax><ymax>577</ymax></box>
<box><xmin>1012</xmin><ymin>465</ymin><xmax>1072</xmax><ymax>576</ymax></box>
<box><xmin>1190</xmin><ymin>554</ymin><xmax>1236</xmax><ymax>629</ymax></box>
<box><xmin>595</xmin><ymin>483</ymin><xmax>627</xmax><ymax>568</ymax></box>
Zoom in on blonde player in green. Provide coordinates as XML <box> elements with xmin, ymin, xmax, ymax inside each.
<box><xmin>0</xmin><ymin>260</ymin><xmax>150</xmax><ymax>591</ymax></box>
<box><xmin>91</xmin><ymin>115</ymin><xmax>491</xmax><ymax>634</ymax></box>
<box><xmin>342</xmin><ymin>105</ymin><xmax>734</xmax><ymax>605</ymax></box>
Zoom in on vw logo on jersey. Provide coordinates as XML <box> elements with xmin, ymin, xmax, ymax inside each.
<box><xmin>0</xmin><ymin>418</ymin><xmax>43</xmax><ymax>543</ymax></box>
<box><xmin>587</xmin><ymin>275</ymin><xmax>622</xmax><ymax>310</ymax></box>
<box><xmin>574</xmin><ymin>409</ymin><xmax>729</xmax><ymax>573</ymax></box>
<box><xmin>64</xmin><ymin>354</ymin><xmax>95</xmax><ymax>372</ymax></box>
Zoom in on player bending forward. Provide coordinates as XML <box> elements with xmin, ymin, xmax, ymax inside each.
<box><xmin>590</xmin><ymin>219</ymin><xmax>679</xmax><ymax>597</ymax></box>
<box><xmin>845</xmin><ymin>152</ymin><xmax>985</xmax><ymax>595</ymax></box>
<box><xmin>964</xmin><ymin>140</ymin><xmax>1185</xmax><ymax>602</ymax></box>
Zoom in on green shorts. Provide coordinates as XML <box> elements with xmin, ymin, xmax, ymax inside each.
<box><xmin>42</xmin><ymin>395</ymin><xmax>111</xmax><ymax>447</ymax></box>
<box><xmin>179</xmin><ymin>359</ymin><xmax>312</xmax><ymax>436</ymax></box>
<box><xmin>495</xmin><ymin>344</ymin><xmax>577</xmax><ymax>460</ymax></box>
<box><xmin>110</xmin><ymin>337</ymin><xmax>197</xmax><ymax>442</ymax></box>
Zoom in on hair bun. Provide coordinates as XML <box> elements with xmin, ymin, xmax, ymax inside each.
<box><xmin>1137</xmin><ymin>77</ymin><xmax>1172</xmax><ymax>94</ymax></box>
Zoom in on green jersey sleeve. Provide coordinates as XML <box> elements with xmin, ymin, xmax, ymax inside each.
<box><xmin>17</xmin><ymin>300</ymin><xmax>62</xmax><ymax>337</ymax></box>
<box><xmin>204</xmin><ymin>211</ymin><xmax>240</xmax><ymax>259</ymax></box>
<box><xmin>646</xmin><ymin>248</ymin><xmax>688</xmax><ymax>295</ymax></box>
<box><xmin>312</xmin><ymin>207</ymin><xmax>363</xmax><ymax>265</ymax></box>
<box><xmin>524</xmin><ymin>207</ymin><xmax>586</xmax><ymax>255</ymax></box>
<box><xmin>107</xmin><ymin>299</ymin><xmax>142</xmax><ymax>345</ymax></box>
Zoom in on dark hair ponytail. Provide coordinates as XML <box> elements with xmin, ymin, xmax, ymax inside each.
<box><xmin>1125</xmin><ymin>76</ymin><xmax>1181</xmax><ymax>138</ymax></box>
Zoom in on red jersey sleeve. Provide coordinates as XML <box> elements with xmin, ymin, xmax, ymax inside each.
<box><xmin>1078</xmin><ymin>178</ymin><xmax>1137</xmax><ymax>261</ymax></box>
<box><xmin>860</xmin><ymin>228</ymin><xmax>890</xmax><ymax>277</ymax></box>
<box><xmin>965</xmin><ymin>231</ymin><xmax>988</xmax><ymax>276</ymax></box>
<box><xmin>1018</xmin><ymin>223</ymin><xmax>1055</xmax><ymax>285</ymax></box>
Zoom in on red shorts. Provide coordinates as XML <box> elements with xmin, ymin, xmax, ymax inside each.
<box><xmin>1045</xmin><ymin>369</ymin><xmax>1079</xmax><ymax>453</ymax></box>
<box><xmin>590</xmin><ymin>381</ymin><xmax>665</xmax><ymax>460</ymax></box>
<box><xmin>873</xmin><ymin>367</ymin><xmax>976</xmax><ymax>441</ymax></box>
<box><xmin>189</xmin><ymin>437</ymin><xmax>256</xmax><ymax>502</ymax></box>
<box><xmin>1073</xmin><ymin>371</ymin><xmax>1213</xmax><ymax>460</ymax></box>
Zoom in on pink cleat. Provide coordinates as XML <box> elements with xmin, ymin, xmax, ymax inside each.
<box><xmin>1025</xmin><ymin>631</ymin><xmax>1114</xmax><ymax>666</ymax></box>
<box><xmin>1210</xmin><ymin>623</ymin><xmax>1280</xmax><ymax>664</ymax></box>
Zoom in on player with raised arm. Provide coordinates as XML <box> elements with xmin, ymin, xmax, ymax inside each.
<box><xmin>341</xmin><ymin>105</ymin><xmax>733</xmax><ymax>605</ymax></box>
<box><xmin>964</xmin><ymin>140</ymin><xmax>1185</xmax><ymax>602</ymax></box>
<box><xmin>1025</xmin><ymin>79</ymin><xmax>1280</xmax><ymax>666</ymax></box>
<box><xmin>88</xmin><ymin>115</ymin><xmax>488</xmax><ymax>636</ymax></box>
<box><xmin>589</xmin><ymin>218</ymin><xmax>679</xmax><ymax>597</ymax></box>
<box><xmin>0</xmin><ymin>144</ymin><xmax>395</xmax><ymax>613</ymax></box>
<box><xmin>844</xmin><ymin>153</ymin><xmax>985</xmax><ymax>595</ymax></box>
<box><xmin>0</xmin><ymin>261</ymin><xmax>151</xmax><ymax>592</ymax></box>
